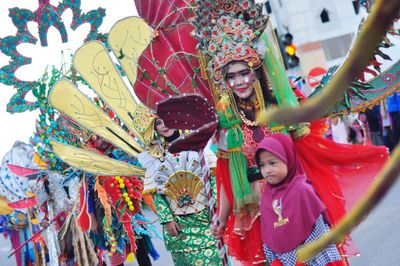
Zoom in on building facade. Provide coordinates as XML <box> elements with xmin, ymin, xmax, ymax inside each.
<box><xmin>257</xmin><ymin>0</ymin><xmax>364</xmax><ymax>92</ymax></box>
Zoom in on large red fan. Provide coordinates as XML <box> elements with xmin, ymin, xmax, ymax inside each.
<box><xmin>133</xmin><ymin>0</ymin><xmax>214</xmax><ymax>110</ymax></box>
<box><xmin>134</xmin><ymin>0</ymin><xmax>194</xmax><ymax>28</ymax></box>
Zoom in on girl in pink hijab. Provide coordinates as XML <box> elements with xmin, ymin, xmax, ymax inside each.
<box><xmin>255</xmin><ymin>133</ymin><xmax>345</xmax><ymax>266</ymax></box>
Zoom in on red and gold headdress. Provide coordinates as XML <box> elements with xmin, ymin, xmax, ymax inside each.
<box><xmin>192</xmin><ymin>0</ymin><xmax>268</xmax><ymax>82</ymax></box>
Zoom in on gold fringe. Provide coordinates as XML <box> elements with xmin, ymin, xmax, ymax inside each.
<box><xmin>254</xmin><ymin>79</ymin><xmax>265</xmax><ymax>112</ymax></box>
<box><xmin>198</xmin><ymin>50</ymin><xmax>220</xmax><ymax>103</ymax></box>
<box><xmin>198</xmin><ymin>50</ymin><xmax>208</xmax><ymax>80</ymax></box>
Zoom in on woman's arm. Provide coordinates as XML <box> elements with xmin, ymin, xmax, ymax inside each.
<box><xmin>154</xmin><ymin>194</ymin><xmax>180</xmax><ymax>236</ymax></box>
<box><xmin>211</xmin><ymin>185</ymin><xmax>231</xmax><ymax>239</ymax></box>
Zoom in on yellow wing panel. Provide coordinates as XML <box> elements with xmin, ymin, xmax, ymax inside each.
<box><xmin>73</xmin><ymin>39</ymin><xmax>153</xmax><ymax>144</ymax></box>
<box><xmin>51</xmin><ymin>141</ymin><xmax>144</xmax><ymax>176</ymax></box>
<box><xmin>49</xmin><ymin>79</ymin><xmax>142</xmax><ymax>156</ymax></box>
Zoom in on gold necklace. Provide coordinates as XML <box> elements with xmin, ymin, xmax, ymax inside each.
<box><xmin>239</xmin><ymin>110</ymin><xmax>259</xmax><ymax>127</ymax></box>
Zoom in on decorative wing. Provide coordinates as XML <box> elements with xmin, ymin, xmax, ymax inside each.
<box><xmin>74</xmin><ymin>39</ymin><xmax>154</xmax><ymax>145</ymax></box>
<box><xmin>309</xmin><ymin>3</ymin><xmax>400</xmax><ymax>116</ymax></box>
<box><xmin>105</xmin><ymin>4</ymin><xmax>216</xmax><ymax>113</ymax></box>
<box><xmin>49</xmin><ymin>79</ymin><xmax>142</xmax><ymax>157</ymax></box>
<box><xmin>51</xmin><ymin>141</ymin><xmax>144</xmax><ymax>176</ymax></box>
<box><xmin>48</xmin><ymin>17</ymin><xmax>159</xmax><ymax>176</ymax></box>
<box><xmin>310</xmin><ymin>59</ymin><xmax>400</xmax><ymax>115</ymax></box>
<box><xmin>108</xmin><ymin>17</ymin><xmax>156</xmax><ymax>144</ymax></box>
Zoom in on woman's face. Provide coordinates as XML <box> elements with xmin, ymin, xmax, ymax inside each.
<box><xmin>225</xmin><ymin>62</ymin><xmax>256</xmax><ymax>99</ymax></box>
<box><xmin>155</xmin><ymin>119</ymin><xmax>175</xmax><ymax>138</ymax></box>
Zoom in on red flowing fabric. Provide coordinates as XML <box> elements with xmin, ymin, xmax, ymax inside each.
<box><xmin>294</xmin><ymin>120</ymin><xmax>389</xmax><ymax>256</ymax></box>
<box><xmin>216</xmin><ymin>158</ymin><xmax>266</xmax><ymax>265</ymax></box>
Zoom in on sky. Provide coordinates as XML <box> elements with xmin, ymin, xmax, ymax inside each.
<box><xmin>0</xmin><ymin>0</ymin><xmax>138</xmax><ymax>159</ymax></box>
<box><xmin>0</xmin><ymin>1</ymin><xmax>400</xmax><ymax>160</ymax></box>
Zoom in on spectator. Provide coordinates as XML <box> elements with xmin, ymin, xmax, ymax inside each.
<box><xmin>329</xmin><ymin>116</ymin><xmax>350</xmax><ymax>144</ymax></box>
<box><xmin>365</xmin><ymin>105</ymin><xmax>384</xmax><ymax>146</ymax></box>
<box><xmin>387</xmin><ymin>92</ymin><xmax>400</xmax><ymax>147</ymax></box>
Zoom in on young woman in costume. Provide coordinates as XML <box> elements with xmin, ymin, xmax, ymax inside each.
<box><xmin>186</xmin><ymin>2</ymin><xmax>389</xmax><ymax>264</ymax></box>
<box><xmin>209</xmin><ymin>50</ymin><xmax>388</xmax><ymax>264</ymax></box>
<box><xmin>255</xmin><ymin>133</ymin><xmax>344</xmax><ymax>266</ymax></box>
<box><xmin>138</xmin><ymin>118</ymin><xmax>222</xmax><ymax>266</ymax></box>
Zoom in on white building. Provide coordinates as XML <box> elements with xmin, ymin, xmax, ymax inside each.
<box><xmin>257</xmin><ymin>0</ymin><xmax>365</xmax><ymax>90</ymax></box>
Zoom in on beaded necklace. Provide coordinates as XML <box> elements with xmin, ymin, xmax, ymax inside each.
<box><xmin>239</xmin><ymin>111</ymin><xmax>259</xmax><ymax>127</ymax></box>
<box><xmin>238</xmin><ymin>97</ymin><xmax>260</xmax><ymax>127</ymax></box>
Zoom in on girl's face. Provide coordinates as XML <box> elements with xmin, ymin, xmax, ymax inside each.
<box><xmin>155</xmin><ymin>118</ymin><xmax>175</xmax><ymax>138</ymax></box>
<box><xmin>225</xmin><ymin>62</ymin><xmax>256</xmax><ymax>99</ymax></box>
<box><xmin>258</xmin><ymin>150</ymin><xmax>288</xmax><ymax>185</ymax></box>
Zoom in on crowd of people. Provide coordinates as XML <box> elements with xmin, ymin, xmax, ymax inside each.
<box><xmin>327</xmin><ymin>92</ymin><xmax>400</xmax><ymax>152</ymax></box>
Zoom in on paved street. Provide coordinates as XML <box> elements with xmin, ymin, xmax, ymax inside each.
<box><xmin>1</xmin><ymin>176</ymin><xmax>400</xmax><ymax>266</ymax></box>
<box><xmin>348</xmin><ymin>177</ymin><xmax>400</xmax><ymax>266</ymax></box>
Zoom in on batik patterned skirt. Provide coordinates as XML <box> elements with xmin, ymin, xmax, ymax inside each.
<box><xmin>161</xmin><ymin>208</ymin><xmax>222</xmax><ymax>266</ymax></box>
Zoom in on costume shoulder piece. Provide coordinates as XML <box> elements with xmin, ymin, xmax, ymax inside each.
<box><xmin>47</xmin><ymin>17</ymin><xmax>158</xmax><ymax>176</ymax></box>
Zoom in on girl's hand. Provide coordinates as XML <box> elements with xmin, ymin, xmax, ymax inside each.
<box><xmin>210</xmin><ymin>218</ymin><xmax>226</xmax><ymax>239</ymax></box>
<box><xmin>166</xmin><ymin>221</ymin><xmax>180</xmax><ymax>236</ymax></box>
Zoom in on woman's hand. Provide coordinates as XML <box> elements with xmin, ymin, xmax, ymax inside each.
<box><xmin>210</xmin><ymin>218</ymin><xmax>226</xmax><ymax>239</ymax></box>
<box><xmin>166</xmin><ymin>221</ymin><xmax>180</xmax><ymax>236</ymax></box>
<box><xmin>211</xmin><ymin>185</ymin><xmax>230</xmax><ymax>239</ymax></box>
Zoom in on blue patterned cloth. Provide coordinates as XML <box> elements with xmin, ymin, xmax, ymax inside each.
<box><xmin>263</xmin><ymin>215</ymin><xmax>342</xmax><ymax>266</ymax></box>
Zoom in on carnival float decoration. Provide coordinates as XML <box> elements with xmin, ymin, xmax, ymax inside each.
<box><xmin>0</xmin><ymin>0</ymin><xmax>400</xmax><ymax>264</ymax></box>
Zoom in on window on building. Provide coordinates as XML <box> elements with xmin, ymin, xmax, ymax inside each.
<box><xmin>352</xmin><ymin>1</ymin><xmax>360</xmax><ymax>14</ymax></box>
<box><xmin>321</xmin><ymin>34</ymin><xmax>354</xmax><ymax>60</ymax></box>
<box><xmin>320</xmin><ymin>9</ymin><xmax>330</xmax><ymax>23</ymax></box>
<box><xmin>265</xmin><ymin>1</ymin><xmax>272</xmax><ymax>14</ymax></box>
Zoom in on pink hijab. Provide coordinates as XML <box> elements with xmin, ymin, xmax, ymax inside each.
<box><xmin>256</xmin><ymin>133</ymin><xmax>325</xmax><ymax>253</ymax></box>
